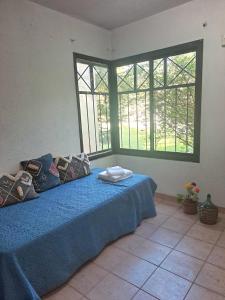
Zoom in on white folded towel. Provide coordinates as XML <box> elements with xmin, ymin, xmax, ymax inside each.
<box><xmin>106</xmin><ymin>166</ymin><xmax>125</xmax><ymax>176</ymax></box>
<box><xmin>98</xmin><ymin>168</ymin><xmax>133</xmax><ymax>183</ymax></box>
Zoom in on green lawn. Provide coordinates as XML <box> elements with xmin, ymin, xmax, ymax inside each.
<box><xmin>119</xmin><ymin>126</ymin><xmax>192</xmax><ymax>153</ymax></box>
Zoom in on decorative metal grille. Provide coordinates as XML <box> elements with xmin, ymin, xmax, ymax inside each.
<box><xmin>75</xmin><ymin>60</ymin><xmax>111</xmax><ymax>155</ymax></box>
<box><xmin>117</xmin><ymin>51</ymin><xmax>197</xmax><ymax>155</ymax></box>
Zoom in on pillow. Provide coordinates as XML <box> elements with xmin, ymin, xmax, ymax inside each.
<box><xmin>0</xmin><ymin>171</ymin><xmax>39</xmax><ymax>208</ymax></box>
<box><xmin>21</xmin><ymin>153</ymin><xmax>60</xmax><ymax>192</ymax></box>
<box><xmin>55</xmin><ymin>153</ymin><xmax>91</xmax><ymax>183</ymax></box>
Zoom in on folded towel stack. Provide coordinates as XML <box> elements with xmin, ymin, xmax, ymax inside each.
<box><xmin>98</xmin><ymin>166</ymin><xmax>133</xmax><ymax>182</ymax></box>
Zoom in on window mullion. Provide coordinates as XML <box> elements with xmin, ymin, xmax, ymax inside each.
<box><xmin>150</xmin><ymin>59</ymin><xmax>154</xmax><ymax>152</ymax></box>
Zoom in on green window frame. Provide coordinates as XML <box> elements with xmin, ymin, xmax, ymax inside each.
<box><xmin>74</xmin><ymin>40</ymin><xmax>203</xmax><ymax>162</ymax></box>
<box><xmin>74</xmin><ymin>54</ymin><xmax>112</xmax><ymax>160</ymax></box>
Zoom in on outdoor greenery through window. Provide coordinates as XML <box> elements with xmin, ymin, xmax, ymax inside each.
<box><xmin>117</xmin><ymin>52</ymin><xmax>196</xmax><ymax>154</ymax></box>
<box><xmin>75</xmin><ymin>58</ymin><xmax>111</xmax><ymax>156</ymax></box>
<box><xmin>74</xmin><ymin>40</ymin><xmax>202</xmax><ymax>161</ymax></box>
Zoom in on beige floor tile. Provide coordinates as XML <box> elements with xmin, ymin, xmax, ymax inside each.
<box><xmin>187</xmin><ymin>224</ymin><xmax>221</xmax><ymax>244</ymax></box>
<box><xmin>94</xmin><ymin>246</ymin><xmax>128</xmax><ymax>270</ymax></box>
<box><xmin>162</xmin><ymin>217</ymin><xmax>193</xmax><ymax>234</ymax></box>
<box><xmin>133</xmin><ymin>290</ymin><xmax>157</xmax><ymax>300</ymax></box>
<box><xmin>196</xmin><ymin>263</ymin><xmax>225</xmax><ymax>296</ymax></box>
<box><xmin>142</xmin><ymin>268</ymin><xmax>191</xmax><ymax>300</ymax></box>
<box><xmin>115</xmin><ymin>234</ymin><xmax>171</xmax><ymax>265</ymax></box>
<box><xmin>43</xmin><ymin>285</ymin><xmax>83</xmax><ymax>300</ymax></box>
<box><xmin>87</xmin><ymin>273</ymin><xmax>138</xmax><ymax>300</ymax></box>
<box><xmin>175</xmin><ymin>236</ymin><xmax>213</xmax><ymax>260</ymax></box>
<box><xmin>144</xmin><ymin>212</ymin><xmax>169</xmax><ymax>226</ymax></box>
<box><xmin>161</xmin><ymin>250</ymin><xmax>203</xmax><ymax>281</ymax></box>
<box><xmin>150</xmin><ymin>227</ymin><xmax>182</xmax><ymax>248</ymax></box>
<box><xmin>156</xmin><ymin>203</ymin><xmax>178</xmax><ymax>216</ymax></box>
<box><xmin>217</xmin><ymin>231</ymin><xmax>225</xmax><ymax>248</ymax></box>
<box><xmin>135</xmin><ymin>222</ymin><xmax>159</xmax><ymax>239</ymax></box>
<box><xmin>69</xmin><ymin>263</ymin><xmax>108</xmax><ymax>295</ymax></box>
<box><xmin>173</xmin><ymin>209</ymin><xmax>198</xmax><ymax>222</ymax></box>
<box><xmin>208</xmin><ymin>246</ymin><xmax>225</xmax><ymax>269</ymax></box>
<box><xmin>112</xmin><ymin>252</ymin><xmax>156</xmax><ymax>287</ymax></box>
<box><xmin>95</xmin><ymin>242</ymin><xmax>156</xmax><ymax>286</ymax></box>
<box><xmin>185</xmin><ymin>284</ymin><xmax>225</xmax><ymax>300</ymax></box>
<box><xmin>113</xmin><ymin>234</ymin><xmax>146</xmax><ymax>254</ymax></box>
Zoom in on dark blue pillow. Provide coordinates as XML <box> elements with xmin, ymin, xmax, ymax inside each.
<box><xmin>21</xmin><ymin>153</ymin><xmax>60</xmax><ymax>192</ymax></box>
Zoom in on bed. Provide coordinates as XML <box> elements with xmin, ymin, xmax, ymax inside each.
<box><xmin>0</xmin><ymin>168</ymin><xmax>157</xmax><ymax>300</ymax></box>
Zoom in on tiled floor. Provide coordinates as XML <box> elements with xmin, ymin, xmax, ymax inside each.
<box><xmin>44</xmin><ymin>197</ymin><xmax>225</xmax><ymax>300</ymax></box>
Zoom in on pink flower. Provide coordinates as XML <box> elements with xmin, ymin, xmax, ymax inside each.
<box><xmin>193</xmin><ymin>186</ymin><xmax>200</xmax><ymax>193</ymax></box>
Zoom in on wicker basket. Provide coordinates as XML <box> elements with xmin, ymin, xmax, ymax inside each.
<box><xmin>183</xmin><ymin>198</ymin><xmax>198</xmax><ymax>215</ymax></box>
<box><xmin>199</xmin><ymin>207</ymin><xmax>218</xmax><ymax>225</ymax></box>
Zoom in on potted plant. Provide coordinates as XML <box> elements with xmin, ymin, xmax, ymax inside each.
<box><xmin>177</xmin><ymin>182</ymin><xmax>200</xmax><ymax>215</ymax></box>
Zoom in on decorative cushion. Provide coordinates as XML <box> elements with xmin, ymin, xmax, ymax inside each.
<box><xmin>0</xmin><ymin>171</ymin><xmax>39</xmax><ymax>208</ymax></box>
<box><xmin>55</xmin><ymin>153</ymin><xmax>91</xmax><ymax>183</ymax></box>
<box><xmin>21</xmin><ymin>153</ymin><xmax>60</xmax><ymax>192</ymax></box>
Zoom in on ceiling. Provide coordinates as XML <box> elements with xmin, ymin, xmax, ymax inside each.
<box><xmin>29</xmin><ymin>0</ymin><xmax>192</xmax><ymax>30</ymax></box>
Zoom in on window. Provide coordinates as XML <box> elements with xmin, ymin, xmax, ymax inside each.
<box><xmin>74</xmin><ymin>40</ymin><xmax>202</xmax><ymax>162</ymax></box>
<box><xmin>114</xmin><ymin>40</ymin><xmax>202</xmax><ymax>162</ymax></box>
<box><xmin>74</xmin><ymin>55</ymin><xmax>112</xmax><ymax>158</ymax></box>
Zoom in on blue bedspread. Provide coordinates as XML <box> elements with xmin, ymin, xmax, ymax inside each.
<box><xmin>0</xmin><ymin>168</ymin><xmax>156</xmax><ymax>300</ymax></box>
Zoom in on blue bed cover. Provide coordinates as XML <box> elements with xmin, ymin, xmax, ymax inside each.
<box><xmin>0</xmin><ymin>168</ymin><xmax>156</xmax><ymax>300</ymax></box>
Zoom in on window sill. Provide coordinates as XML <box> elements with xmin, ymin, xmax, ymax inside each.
<box><xmin>88</xmin><ymin>150</ymin><xmax>113</xmax><ymax>161</ymax></box>
<box><xmin>115</xmin><ymin>148</ymin><xmax>200</xmax><ymax>163</ymax></box>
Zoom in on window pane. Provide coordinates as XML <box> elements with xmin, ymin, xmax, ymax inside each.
<box><xmin>77</xmin><ymin>63</ymin><xmax>91</xmax><ymax>92</ymax></box>
<box><xmin>119</xmin><ymin>92</ymin><xmax>150</xmax><ymax>150</ymax></box>
<box><xmin>117</xmin><ymin>64</ymin><xmax>134</xmax><ymax>92</ymax></box>
<box><xmin>96</xmin><ymin>94</ymin><xmax>111</xmax><ymax>151</ymax></box>
<box><xmin>76</xmin><ymin>59</ymin><xmax>111</xmax><ymax>155</ymax></box>
<box><xmin>154</xmin><ymin>59</ymin><xmax>164</xmax><ymax>87</ymax></box>
<box><xmin>137</xmin><ymin>61</ymin><xmax>149</xmax><ymax>89</ymax></box>
<box><xmin>79</xmin><ymin>94</ymin><xmax>91</xmax><ymax>153</ymax></box>
<box><xmin>167</xmin><ymin>52</ymin><xmax>196</xmax><ymax>86</ymax></box>
<box><xmin>93</xmin><ymin>65</ymin><xmax>108</xmax><ymax>93</ymax></box>
<box><xmin>176</xmin><ymin>87</ymin><xmax>195</xmax><ymax>153</ymax></box>
<box><xmin>137</xmin><ymin>91</ymin><xmax>150</xmax><ymax>150</ymax></box>
<box><xmin>154</xmin><ymin>87</ymin><xmax>195</xmax><ymax>153</ymax></box>
<box><xmin>154</xmin><ymin>90</ymin><xmax>166</xmax><ymax>151</ymax></box>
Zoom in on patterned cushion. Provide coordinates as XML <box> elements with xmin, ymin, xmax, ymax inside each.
<box><xmin>0</xmin><ymin>171</ymin><xmax>39</xmax><ymax>208</ymax></box>
<box><xmin>21</xmin><ymin>153</ymin><xmax>60</xmax><ymax>192</ymax></box>
<box><xmin>55</xmin><ymin>153</ymin><xmax>91</xmax><ymax>183</ymax></box>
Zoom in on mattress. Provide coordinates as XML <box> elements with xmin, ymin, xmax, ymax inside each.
<box><xmin>0</xmin><ymin>168</ymin><xmax>157</xmax><ymax>300</ymax></box>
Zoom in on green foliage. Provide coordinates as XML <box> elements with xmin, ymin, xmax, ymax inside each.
<box><xmin>118</xmin><ymin>52</ymin><xmax>196</xmax><ymax>153</ymax></box>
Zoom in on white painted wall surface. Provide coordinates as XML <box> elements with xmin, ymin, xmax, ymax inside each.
<box><xmin>112</xmin><ymin>0</ymin><xmax>225</xmax><ymax>206</ymax></box>
<box><xmin>0</xmin><ymin>0</ymin><xmax>112</xmax><ymax>173</ymax></box>
<box><xmin>1</xmin><ymin>0</ymin><xmax>225</xmax><ymax>207</ymax></box>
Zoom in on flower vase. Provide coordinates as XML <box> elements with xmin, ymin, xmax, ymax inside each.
<box><xmin>183</xmin><ymin>198</ymin><xmax>198</xmax><ymax>215</ymax></box>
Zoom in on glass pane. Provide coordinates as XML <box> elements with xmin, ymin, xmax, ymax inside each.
<box><xmin>154</xmin><ymin>90</ymin><xmax>166</xmax><ymax>151</ymax></box>
<box><xmin>79</xmin><ymin>94</ymin><xmax>91</xmax><ymax>153</ymax></box>
<box><xmin>77</xmin><ymin>63</ymin><xmax>91</xmax><ymax>92</ymax></box>
<box><xmin>119</xmin><ymin>94</ymin><xmax>129</xmax><ymax>148</ymax></box>
<box><xmin>137</xmin><ymin>91</ymin><xmax>150</xmax><ymax>150</ymax></box>
<box><xmin>167</xmin><ymin>52</ymin><xmax>196</xmax><ymax>86</ymax></box>
<box><xmin>154</xmin><ymin>59</ymin><xmax>164</xmax><ymax>87</ymax></box>
<box><xmin>154</xmin><ymin>87</ymin><xmax>195</xmax><ymax>153</ymax></box>
<box><xmin>137</xmin><ymin>61</ymin><xmax>149</xmax><ymax>89</ymax></box>
<box><xmin>128</xmin><ymin>93</ymin><xmax>138</xmax><ymax>149</ymax></box>
<box><xmin>117</xmin><ymin>64</ymin><xmax>134</xmax><ymax>92</ymax></box>
<box><xmin>119</xmin><ymin>92</ymin><xmax>150</xmax><ymax>150</ymax></box>
<box><xmin>96</xmin><ymin>94</ymin><xmax>111</xmax><ymax>151</ymax></box>
<box><xmin>86</xmin><ymin>95</ymin><xmax>97</xmax><ymax>153</ymax></box>
<box><xmin>165</xmin><ymin>89</ymin><xmax>176</xmax><ymax>152</ymax></box>
<box><xmin>176</xmin><ymin>87</ymin><xmax>195</xmax><ymax>153</ymax></box>
<box><xmin>93</xmin><ymin>65</ymin><xmax>108</xmax><ymax>93</ymax></box>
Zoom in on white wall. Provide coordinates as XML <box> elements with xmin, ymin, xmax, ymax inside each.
<box><xmin>1</xmin><ymin>0</ymin><xmax>225</xmax><ymax>207</ymax></box>
<box><xmin>112</xmin><ymin>0</ymin><xmax>225</xmax><ymax>207</ymax></box>
<box><xmin>0</xmin><ymin>0</ymin><xmax>113</xmax><ymax>173</ymax></box>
